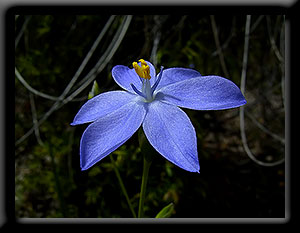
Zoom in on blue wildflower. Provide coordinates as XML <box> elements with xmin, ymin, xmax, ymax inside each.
<box><xmin>71</xmin><ymin>59</ymin><xmax>246</xmax><ymax>173</ymax></box>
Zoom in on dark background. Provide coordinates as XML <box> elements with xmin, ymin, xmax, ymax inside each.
<box><xmin>14</xmin><ymin>14</ymin><xmax>285</xmax><ymax>218</ymax></box>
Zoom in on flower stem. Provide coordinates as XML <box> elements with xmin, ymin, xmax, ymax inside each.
<box><xmin>109</xmin><ymin>154</ymin><xmax>137</xmax><ymax>218</ymax></box>
<box><xmin>138</xmin><ymin>156</ymin><xmax>152</xmax><ymax>218</ymax></box>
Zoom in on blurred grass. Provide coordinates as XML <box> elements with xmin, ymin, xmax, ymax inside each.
<box><xmin>15</xmin><ymin>15</ymin><xmax>285</xmax><ymax>218</ymax></box>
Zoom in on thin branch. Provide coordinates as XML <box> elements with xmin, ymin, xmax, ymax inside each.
<box><xmin>60</xmin><ymin>15</ymin><xmax>116</xmax><ymax>100</ymax></box>
<box><xmin>15</xmin><ymin>16</ymin><xmax>116</xmax><ymax>102</ymax></box>
<box><xmin>109</xmin><ymin>155</ymin><xmax>136</xmax><ymax>218</ymax></box>
<box><xmin>212</xmin><ymin>17</ymin><xmax>236</xmax><ymax>57</ymax></box>
<box><xmin>250</xmin><ymin>15</ymin><xmax>264</xmax><ymax>33</ymax></box>
<box><xmin>15</xmin><ymin>16</ymin><xmax>119</xmax><ymax>145</ymax></box>
<box><xmin>280</xmin><ymin>16</ymin><xmax>285</xmax><ymax>108</ymax></box>
<box><xmin>29</xmin><ymin>93</ymin><xmax>44</xmax><ymax>146</ymax></box>
<box><xmin>245</xmin><ymin>109</ymin><xmax>285</xmax><ymax>144</ymax></box>
<box><xmin>150</xmin><ymin>15</ymin><xmax>167</xmax><ymax>67</ymax></box>
<box><xmin>15</xmin><ymin>102</ymin><xmax>60</xmax><ymax>146</ymax></box>
<box><xmin>239</xmin><ymin>15</ymin><xmax>284</xmax><ymax>167</ymax></box>
<box><xmin>15</xmin><ymin>15</ymin><xmax>32</xmax><ymax>49</ymax></box>
<box><xmin>240</xmin><ymin>15</ymin><xmax>251</xmax><ymax>95</ymax></box>
<box><xmin>210</xmin><ymin>15</ymin><xmax>230</xmax><ymax>78</ymax></box>
<box><xmin>66</xmin><ymin>15</ymin><xmax>132</xmax><ymax>103</ymax></box>
<box><xmin>15</xmin><ymin>67</ymin><xmax>89</xmax><ymax>102</ymax></box>
<box><xmin>266</xmin><ymin>16</ymin><xmax>283</xmax><ymax>63</ymax></box>
<box><xmin>15</xmin><ymin>15</ymin><xmax>132</xmax><ymax>146</ymax></box>
<box><xmin>15</xmin><ymin>67</ymin><xmax>61</xmax><ymax>101</ymax></box>
<box><xmin>150</xmin><ymin>29</ymin><xmax>161</xmax><ymax>68</ymax></box>
<box><xmin>71</xmin><ymin>15</ymin><xmax>129</xmax><ymax>91</ymax></box>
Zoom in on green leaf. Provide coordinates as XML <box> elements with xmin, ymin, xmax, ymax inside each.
<box><xmin>88</xmin><ymin>80</ymin><xmax>101</xmax><ymax>99</ymax></box>
<box><xmin>155</xmin><ymin>203</ymin><xmax>174</xmax><ymax>218</ymax></box>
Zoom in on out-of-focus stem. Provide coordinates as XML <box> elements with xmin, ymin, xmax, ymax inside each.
<box><xmin>109</xmin><ymin>155</ymin><xmax>136</xmax><ymax>218</ymax></box>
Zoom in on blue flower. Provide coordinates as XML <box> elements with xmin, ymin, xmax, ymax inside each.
<box><xmin>71</xmin><ymin>59</ymin><xmax>246</xmax><ymax>173</ymax></box>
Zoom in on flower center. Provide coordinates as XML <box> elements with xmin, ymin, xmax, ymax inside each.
<box><xmin>130</xmin><ymin>59</ymin><xmax>164</xmax><ymax>103</ymax></box>
<box><xmin>132</xmin><ymin>59</ymin><xmax>151</xmax><ymax>80</ymax></box>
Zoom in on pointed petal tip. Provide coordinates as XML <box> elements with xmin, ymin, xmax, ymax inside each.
<box><xmin>70</xmin><ymin>120</ymin><xmax>87</xmax><ymax>126</ymax></box>
<box><xmin>237</xmin><ymin>98</ymin><xmax>247</xmax><ymax>108</ymax></box>
<box><xmin>158</xmin><ymin>75</ymin><xmax>248</xmax><ymax>111</ymax></box>
<box><xmin>182</xmin><ymin>165</ymin><xmax>200</xmax><ymax>173</ymax></box>
<box><xmin>186</xmin><ymin>159</ymin><xmax>200</xmax><ymax>173</ymax></box>
<box><xmin>80</xmin><ymin>158</ymin><xmax>93</xmax><ymax>171</ymax></box>
<box><xmin>192</xmin><ymin>165</ymin><xmax>200</xmax><ymax>173</ymax></box>
<box><xmin>80</xmin><ymin>165</ymin><xmax>89</xmax><ymax>171</ymax></box>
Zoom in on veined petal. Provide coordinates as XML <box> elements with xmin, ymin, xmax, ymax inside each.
<box><xmin>146</xmin><ymin>60</ymin><xmax>157</xmax><ymax>86</ymax></box>
<box><xmin>157</xmin><ymin>75</ymin><xmax>246</xmax><ymax>110</ymax></box>
<box><xmin>71</xmin><ymin>91</ymin><xmax>137</xmax><ymax>125</ymax></box>
<box><xmin>80</xmin><ymin>99</ymin><xmax>147</xmax><ymax>170</ymax></box>
<box><xmin>112</xmin><ymin>65</ymin><xmax>142</xmax><ymax>93</ymax></box>
<box><xmin>112</xmin><ymin>61</ymin><xmax>156</xmax><ymax>93</ymax></box>
<box><xmin>142</xmin><ymin>101</ymin><xmax>200</xmax><ymax>173</ymax></box>
<box><xmin>155</xmin><ymin>67</ymin><xmax>201</xmax><ymax>91</ymax></box>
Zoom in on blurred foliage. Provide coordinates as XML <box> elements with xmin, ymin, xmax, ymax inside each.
<box><xmin>15</xmin><ymin>15</ymin><xmax>285</xmax><ymax>218</ymax></box>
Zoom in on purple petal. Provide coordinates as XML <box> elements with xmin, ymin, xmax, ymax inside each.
<box><xmin>112</xmin><ymin>60</ymin><xmax>156</xmax><ymax>93</ymax></box>
<box><xmin>145</xmin><ymin>60</ymin><xmax>157</xmax><ymax>85</ymax></box>
<box><xmin>155</xmin><ymin>67</ymin><xmax>201</xmax><ymax>91</ymax></box>
<box><xmin>80</xmin><ymin>99</ymin><xmax>146</xmax><ymax>170</ymax></box>
<box><xmin>151</xmin><ymin>66</ymin><xmax>164</xmax><ymax>94</ymax></box>
<box><xmin>71</xmin><ymin>91</ymin><xmax>137</xmax><ymax>125</ymax></box>
<box><xmin>112</xmin><ymin>65</ymin><xmax>142</xmax><ymax>93</ymax></box>
<box><xmin>157</xmin><ymin>75</ymin><xmax>246</xmax><ymax>110</ymax></box>
<box><xmin>142</xmin><ymin>100</ymin><xmax>200</xmax><ymax>173</ymax></box>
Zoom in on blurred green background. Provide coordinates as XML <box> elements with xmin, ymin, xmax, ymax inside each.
<box><xmin>15</xmin><ymin>15</ymin><xmax>285</xmax><ymax>218</ymax></box>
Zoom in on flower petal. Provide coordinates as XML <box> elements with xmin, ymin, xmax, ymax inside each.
<box><xmin>157</xmin><ymin>75</ymin><xmax>246</xmax><ymax>110</ymax></box>
<box><xmin>80</xmin><ymin>99</ymin><xmax>146</xmax><ymax>170</ymax></box>
<box><xmin>146</xmin><ymin>60</ymin><xmax>157</xmax><ymax>86</ymax></box>
<box><xmin>71</xmin><ymin>91</ymin><xmax>137</xmax><ymax>125</ymax></box>
<box><xmin>142</xmin><ymin>101</ymin><xmax>200</xmax><ymax>172</ymax></box>
<box><xmin>155</xmin><ymin>67</ymin><xmax>201</xmax><ymax>91</ymax></box>
<box><xmin>112</xmin><ymin>61</ymin><xmax>156</xmax><ymax>93</ymax></box>
<box><xmin>112</xmin><ymin>65</ymin><xmax>142</xmax><ymax>93</ymax></box>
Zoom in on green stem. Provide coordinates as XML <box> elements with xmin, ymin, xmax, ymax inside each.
<box><xmin>48</xmin><ymin>144</ymin><xmax>66</xmax><ymax>217</ymax></box>
<box><xmin>109</xmin><ymin>154</ymin><xmax>136</xmax><ymax>218</ymax></box>
<box><xmin>138</xmin><ymin>156</ymin><xmax>152</xmax><ymax>218</ymax></box>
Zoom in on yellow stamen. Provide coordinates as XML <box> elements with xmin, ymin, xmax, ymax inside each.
<box><xmin>132</xmin><ymin>59</ymin><xmax>151</xmax><ymax>80</ymax></box>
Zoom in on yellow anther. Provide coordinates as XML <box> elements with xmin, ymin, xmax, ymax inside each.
<box><xmin>132</xmin><ymin>59</ymin><xmax>151</xmax><ymax>80</ymax></box>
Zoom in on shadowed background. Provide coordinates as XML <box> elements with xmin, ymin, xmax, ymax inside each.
<box><xmin>15</xmin><ymin>15</ymin><xmax>285</xmax><ymax>218</ymax></box>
